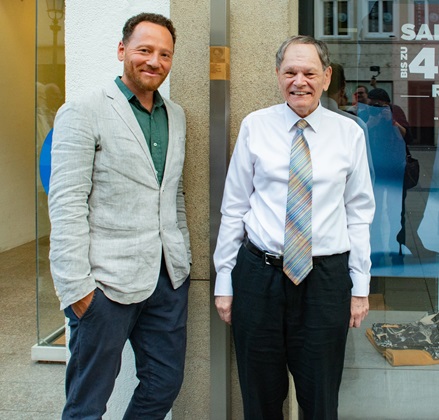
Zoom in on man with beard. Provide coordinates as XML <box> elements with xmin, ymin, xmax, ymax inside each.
<box><xmin>49</xmin><ymin>13</ymin><xmax>191</xmax><ymax>419</ymax></box>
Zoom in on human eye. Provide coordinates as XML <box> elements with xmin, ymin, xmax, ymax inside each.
<box><xmin>161</xmin><ymin>51</ymin><xmax>173</xmax><ymax>60</ymax></box>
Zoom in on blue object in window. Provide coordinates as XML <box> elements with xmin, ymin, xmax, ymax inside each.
<box><xmin>39</xmin><ymin>129</ymin><xmax>53</xmax><ymax>195</ymax></box>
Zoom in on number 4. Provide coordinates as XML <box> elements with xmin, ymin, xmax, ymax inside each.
<box><xmin>409</xmin><ymin>48</ymin><xmax>438</xmax><ymax>79</ymax></box>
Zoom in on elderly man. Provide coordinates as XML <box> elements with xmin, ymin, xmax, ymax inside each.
<box><xmin>214</xmin><ymin>35</ymin><xmax>375</xmax><ymax>420</ymax></box>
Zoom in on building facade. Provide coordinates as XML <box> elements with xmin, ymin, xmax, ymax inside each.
<box><xmin>1</xmin><ymin>0</ymin><xmax>438</xmax><ymax>418</ymax></box>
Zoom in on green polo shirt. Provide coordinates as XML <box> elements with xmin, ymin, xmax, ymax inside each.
<box><xmin>115</xmin><ymin>77</ymin><xmax>168</xmax><ymax>185</ymax></box>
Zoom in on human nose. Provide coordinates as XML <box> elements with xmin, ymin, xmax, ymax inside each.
<box><xmin>146</xmin><ymin>52</ymin><xmax>160</xmax><ymax>68</ymax></box>
<box><xmin>293</xmin><ymin>73</ymin><xmax>306</xmax><ymax>87</ymax></box>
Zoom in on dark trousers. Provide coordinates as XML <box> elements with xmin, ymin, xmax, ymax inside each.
<box><xmin>232</xmin><ymin>244</ymin><xmax>352</xmax><ymax>420</ymax></box>
<box><xmin>63</xmin><ymin>263</ymin><xmax>190</xmax><ymax>420</ymax></box>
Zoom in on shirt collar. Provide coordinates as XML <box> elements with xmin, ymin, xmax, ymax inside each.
<box><xmin>115</xmin><ymin>76</ymin><xmax>165</xmax><ymax>110</ymax></box>
<box><xmin>282</xmin><ymin>101</ymin><xmax>323</xmax><ymax>133</ymax></box>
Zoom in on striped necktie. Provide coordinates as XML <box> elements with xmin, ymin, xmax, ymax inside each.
<box><xmin>283</xmin><ymin>119</ymin><xmax>312</xmax><ymax>285</ymax></box>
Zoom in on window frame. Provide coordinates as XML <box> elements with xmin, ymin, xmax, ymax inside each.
<box><xmin>315</xmin><ymin>0</ymin><xmax>354</xmax><ymax>40</ymax></box>
<box><xmin>361</xmin><ymin>0</ymin><xmax>399</xmax><ymax>39</ymax></box>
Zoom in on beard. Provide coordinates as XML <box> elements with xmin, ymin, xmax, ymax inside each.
<box><xmin>124</xmin><ymin>62</ymin><xmax>168</xmax><ymax>94</ymax></box>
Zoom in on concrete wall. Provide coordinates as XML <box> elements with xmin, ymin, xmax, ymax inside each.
<box><xmin>0</xmin><ymin>2</ymin><xmax>35</xmax><ymax>251</ymax></box>
<box><xmin>169</xmin><ymin>1</ymin><xmax>211</xmax><ymax>418</ymax></box>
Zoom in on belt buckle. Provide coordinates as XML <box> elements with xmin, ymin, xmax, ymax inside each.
<box><xmin>264</xmin><ymin>252</ymin><xmax>281</xmax><ymax>266</ymax></box>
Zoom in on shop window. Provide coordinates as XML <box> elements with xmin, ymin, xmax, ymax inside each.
<box><xmin>307</xmin><ymin>0</ymin><xmax>439</xmax><ymax>418</ymax></box>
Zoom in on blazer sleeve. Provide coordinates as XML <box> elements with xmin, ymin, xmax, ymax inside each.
<box><xmin>177</xmin><ymin>174</ymin><xmax>192</xmax><ymax>265</ymax></box>
<box><xmin>48</xmin><ymin>100</ymin><xmax>98</xmax><ymax>310</ymax></box>
<box><xmin>169</xmin><ymin>100</ymin><xmax>192</xmax><ymax>265</ymax></box>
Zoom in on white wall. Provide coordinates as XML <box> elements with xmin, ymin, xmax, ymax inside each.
<box><xmin>65</xmin><ymin>1</ymin><xmax>171</xmax><ymax>418</ymax></box>
<box><xmin>0</xmin><ymin>2</ymin><xmax>36</xmax><ymax>251</ymax></box>
<box><xmin>65</xmin><ymin>0</ymin><xmax>170</xmax><ymax>100</ymax></box>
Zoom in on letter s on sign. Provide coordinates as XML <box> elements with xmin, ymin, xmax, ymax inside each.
<box><xmin>401</xmin><ymin>23</ymin><xmax>416</xmax><ymax>41</ymax></box>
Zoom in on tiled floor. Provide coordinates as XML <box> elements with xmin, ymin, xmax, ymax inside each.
<box><xmin>341</xmin><ymin>310</ymin><xmax>439</xmax><ymax>419</ymax></box>
<box><xmin>0</xmin><ymin>241</ymin><xmax>65</xmax><ymax>420</ymax></box>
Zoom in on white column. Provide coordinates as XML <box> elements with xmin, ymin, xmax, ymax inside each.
<box><xmin>65</xmin><ymin>1</ymin><xmax>171</xmax><ymax>417</ymax></box>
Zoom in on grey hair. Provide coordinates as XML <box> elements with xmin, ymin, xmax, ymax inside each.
<box><xmin>275</xmin><ymin>35</ymin><xmax>331</xmax><ymax>70</ymax></box>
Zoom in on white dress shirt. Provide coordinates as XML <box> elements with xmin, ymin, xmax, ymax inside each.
<box><xmin>214</xmin><ymin>102</ymin><xmax>375</xmax><ymax>297</ymax></box>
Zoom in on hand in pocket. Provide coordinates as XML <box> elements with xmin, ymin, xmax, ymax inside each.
<box><xmin>71</xmin><ymin>289</ymin><xmax>96</xmax><ymax>318</ymax></box>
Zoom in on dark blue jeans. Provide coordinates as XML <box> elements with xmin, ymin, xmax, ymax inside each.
<box><xmin>63</xmin><ymin>264</ymin><xmax>190</xmax><ymax>420</ymax></box>
<box><xmin>232</xmin><ymin>244</ymin><xmax>352</xmax><ymax>420</ymax></box>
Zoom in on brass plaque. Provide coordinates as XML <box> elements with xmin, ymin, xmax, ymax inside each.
<box><xmin>210</xmin><ymin>46</ymin><xmax>230</xmax><ymax>81</ymax></box>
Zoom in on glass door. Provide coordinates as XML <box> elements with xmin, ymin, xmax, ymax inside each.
<box><xmin>305</xmin><ymin>1</ymin><xmax>439</xmax><ymax>418</ymax></box>
<box><xmin>32</xmin><ymin>0</ymin><xmax>66</xmax><ymax>361</ymax></box>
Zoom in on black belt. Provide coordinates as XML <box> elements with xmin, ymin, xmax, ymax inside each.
<box><xmin>244</xmin><ymin>238</ymin><xmax>283</xmax><ymax>267</ymax></box>
<box><xmin>244</xmin><ymin>238</ymin><xmax>331</xmax><ymax>268</ymax></box>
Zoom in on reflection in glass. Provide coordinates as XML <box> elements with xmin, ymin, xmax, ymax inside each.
<box><xmin>307</xmin><ymin>0</ymin><xmax>439</xmax><ymax>417</ymax></box>
<box><xmin>35</xmin><ymin>0</ymin><xmax>65</xmax><ymax>353</ymax></box>
<box><xmin>383</xmin><ymin>1</ymin><xmax>394</xmax><ymax>32</ymax></box>
<box><xmin>368</xmin><ymin>1</ymin><xmax>379</xmax><ymax>32</ymax></box>
<box><xmin>323</xmin><ymin>0</ymin><xmax>349</xmax><ymax>36</ymax></box>
<box><xmin>338</xmin><ymin>1</ymin><xmax>348</xmax><ymax>35</ymax></box>
<box><xmin>368</xmin><ymin>0</ymin><xmax>394</xmax><ymax>34</ymax></box>
<box><xmin>358</xmin><ymin>102</ymin><xmax>406</xmax><ymax>268</ymax></box>
<box><xmin>324</xmin><ymin>2</ymin><xmax>334</xmax><ymax>36</ymax></box>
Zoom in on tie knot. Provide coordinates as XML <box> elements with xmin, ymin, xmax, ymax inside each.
<box><xmin>296</xmin><ymin>119</ymin><xmax>308</xmax><ymax>131</ymax></box>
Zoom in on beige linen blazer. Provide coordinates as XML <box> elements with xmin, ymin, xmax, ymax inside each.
<box><xmin>49</xmin><ymin>81</ymin><xmax>191</xmax><ymax>310</ymax></box>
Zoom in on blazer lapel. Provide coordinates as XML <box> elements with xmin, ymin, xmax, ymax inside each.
<box><xmin>105</xmin><ymin>81</ymin><xmax>157</xmax><ymax>176</ymax></box>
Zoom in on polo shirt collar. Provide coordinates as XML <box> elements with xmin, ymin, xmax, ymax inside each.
<box><xmin>115</xmin><ymin>76</ymin><xmax>164</xmax><ymax>110</ymax></box>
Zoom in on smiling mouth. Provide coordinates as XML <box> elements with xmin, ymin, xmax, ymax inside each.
<box><xmin>141</xmin><ymin>66</ymin><xmax>160</xmax><ymax>74</ymax></box>
<box><xmin>141</xmin><ymin>71</ymin><xmax>161</xmax><ymax>78</ymax></box>
<box><xmin>291</xmin><ymin>91</ymin><xmax>309</xmax><ymax>96</ymax></box>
